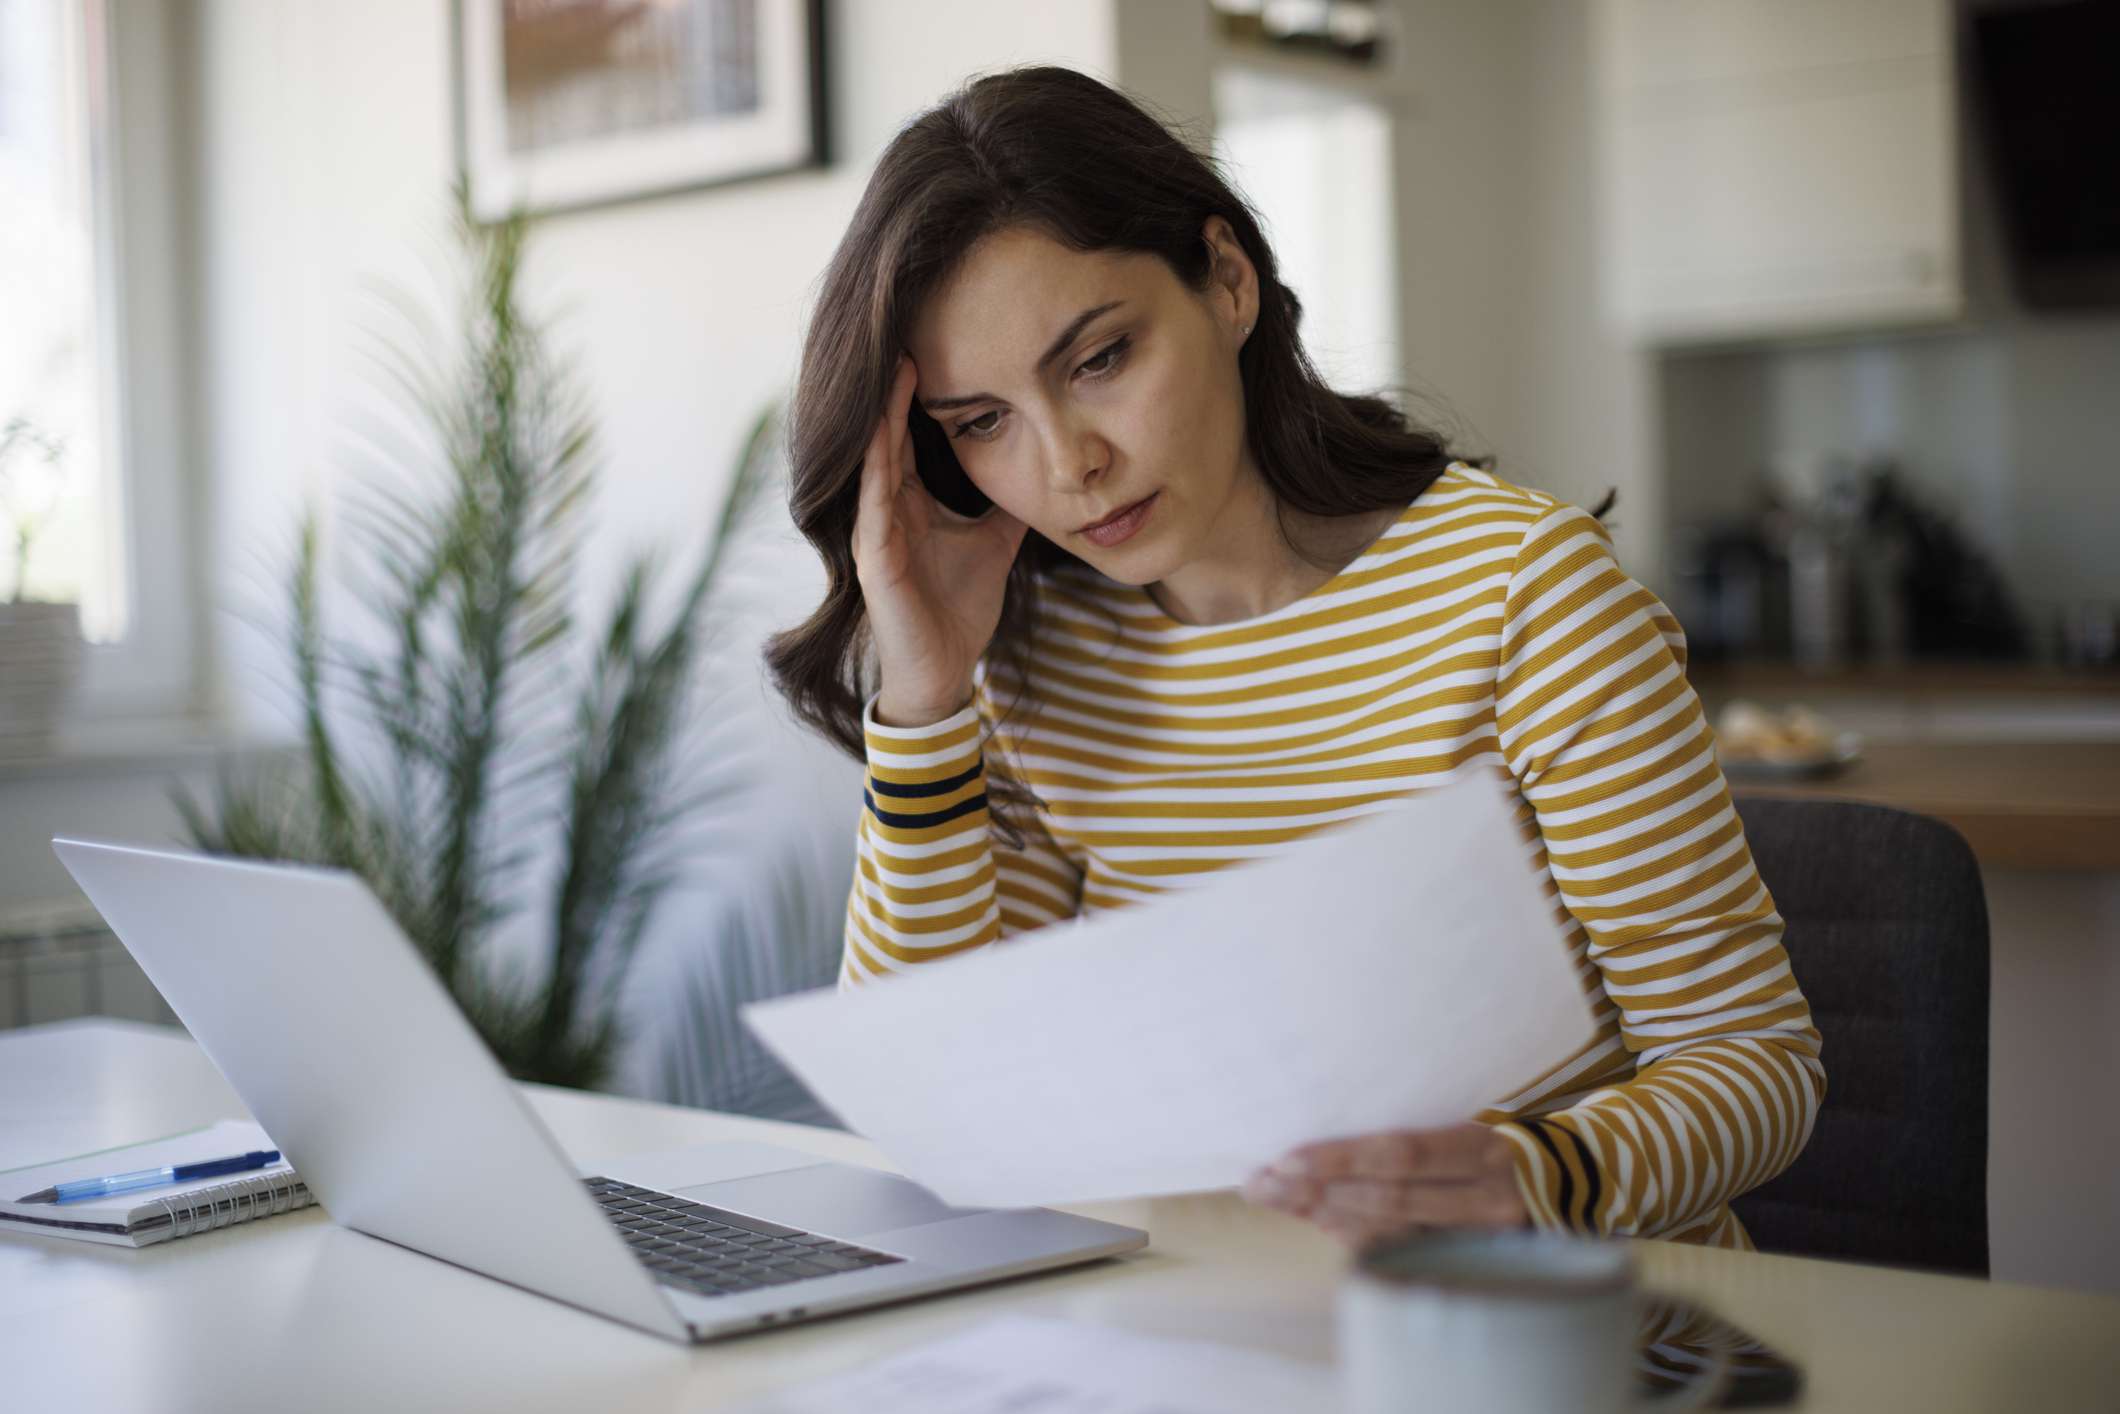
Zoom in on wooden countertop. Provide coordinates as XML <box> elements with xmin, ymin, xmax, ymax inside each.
<box><xmin>1691</xmin><ymin>661</ymin><xmax>2120</xmax><ymax>699</ymax></box>
<box><xmin>1730</xmin><ymin>740</ymin><xmax>2120</xmax><ymax>872</ymax></box>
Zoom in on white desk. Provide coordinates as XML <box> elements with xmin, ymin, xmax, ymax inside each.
<box><xmin>4</xmin><ymin>1019</ymin><xmax>2117</xmax><ymax>1412</ymax></box>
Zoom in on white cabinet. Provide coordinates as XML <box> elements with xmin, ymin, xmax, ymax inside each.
<box><xmin>1595</xmin><ymin>0</ymin><xmax>1962</xmax><ymax>345</ymax></box>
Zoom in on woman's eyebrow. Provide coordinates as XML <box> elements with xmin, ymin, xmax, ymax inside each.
<box><xmin>919</xmin><ymin>300</ymin><xmax>1128</xmax><ymax>412</ymax></box>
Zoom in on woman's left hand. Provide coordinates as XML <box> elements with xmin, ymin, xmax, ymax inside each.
<box><xmin>1240</xmin><ymin>1123</ymin><xmax>1529</xmax><ymax>1247</ymax></box>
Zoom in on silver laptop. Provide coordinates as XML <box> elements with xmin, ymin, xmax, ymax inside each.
<box><xmin>51</xmin><ymin>837</ymin><xmax>1147</xmax><ymax>1343</ymax></box>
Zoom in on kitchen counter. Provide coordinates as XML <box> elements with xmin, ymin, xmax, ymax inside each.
<box><xmin>1728</xmin><ymin>740</ymin><xmax>2120</xmax><ymax>871</ymax></box>
<box><xmin>1687</xmin><ymin>662</ymin><xmax>2120</xmax><ymax>870</ymax></box>
<box><xmin>1691</xmin><ymin>661</ymin><xmax>2120</xmax><ymax>699</ymax></box>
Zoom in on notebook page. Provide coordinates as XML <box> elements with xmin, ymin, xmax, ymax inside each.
<box><xmin>0</xmin><ymin>1118</ymin><xmax>296</xmax><ymax>1230</ymax></box>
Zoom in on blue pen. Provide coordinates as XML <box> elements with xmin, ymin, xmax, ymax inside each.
<box><xmin>15</xmin><ymin>1149</ymin><xmax>282</xmax><ymax>1205</ymax></box>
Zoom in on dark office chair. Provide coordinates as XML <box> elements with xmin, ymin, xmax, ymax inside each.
<box><xmin>1727</xmin><ymin>795</ymin><xmax>1991</xmax><ymax>1277</ymax></box>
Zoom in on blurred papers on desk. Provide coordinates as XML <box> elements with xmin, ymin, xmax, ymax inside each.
<box><xmin>731</xmin><ymin>1314</ymin><xmax>1334</xmax><ymax>1413</ymax></box>
<box><xmin>744</xmin><ymin>770</ymin><xmax>1594</xmax><ymax>1208</ymax></box>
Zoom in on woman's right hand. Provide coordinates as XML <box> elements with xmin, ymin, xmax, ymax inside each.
<box><xmin>854</xmin><ymin>354</ymin><xmax>1029</xmax><ymax>727</ymax></box>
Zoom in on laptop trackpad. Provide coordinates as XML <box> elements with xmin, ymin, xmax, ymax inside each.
<box><xmin>674</xmin><ymin>1163</ymin><xmax>991</xmax><ymax>1239</ymax></box>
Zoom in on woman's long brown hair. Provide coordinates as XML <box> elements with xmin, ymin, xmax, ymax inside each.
<box><xmin>765</xmin><ymin>65</ymin><xmax>1496</xmax><ymax>838</ymax></box>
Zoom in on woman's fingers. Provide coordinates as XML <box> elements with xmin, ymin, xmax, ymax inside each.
<box><xmin>1242</xmin><ymin>1123</ymin><xmax>1528</xmax><ymax>1243</ymax></box>
<box><xmin>853</xmin><ymin>421</ymin><xmax>897</xmax><ymax>574</ymax></box>
<box><xmin>1275</xmin><ymin>1125</ymin><xmax>1504</xmax><ymax>1184</ymax></box>
<box><xmin>891</xmin><ymin>398</ymin><xmax>934</xmax><ymax>539</ymax></box>
<box><xmin>855</xmin><ymin>356</ymin><xmax>922</xmax><ymax>574</ymax></box>
<box><xmin>886</xmin><ymin>354</ymin><xmax>918</xmax><ymax>490</ymax></box>
<box><xmin>895</xmin><ymin>420</ymin><xmax>915</xmax><ymax>494</ymax></box>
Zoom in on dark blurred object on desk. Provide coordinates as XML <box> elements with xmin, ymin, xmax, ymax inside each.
<box><xmin>1675</xmin><ymin>455</ymin><xmax>2029</xmax><ymax>669</ymax></box>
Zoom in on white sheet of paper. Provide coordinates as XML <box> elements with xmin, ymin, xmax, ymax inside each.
<box><xmin>727</xmin><ymin>1314</ymin><xmax>1337</xmax><ymax>1414</ymax></box>
<box><xmin>743</xmin><ymin>768</ymin><xmax>1595</xmax><ymax>1208</ymax></box>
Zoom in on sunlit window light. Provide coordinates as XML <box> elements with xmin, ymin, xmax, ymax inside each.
<box><xmin>1211</xmin><ymin>66</ymin><xmax>1400</xmax><ymax>401</ymax></box>
<box><xmin>0</xmin><ymin>0</ymin><xmax>126</xmax><ymax>641</ymax></box>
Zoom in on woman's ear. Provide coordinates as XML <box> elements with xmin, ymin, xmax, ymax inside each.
<box><xmin>1199</xmin><ymin>215</ymin><xmax>1257</xmax><ymax>339</ymax></box>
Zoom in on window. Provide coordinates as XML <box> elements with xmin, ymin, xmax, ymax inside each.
<box><xmin>1</xmin><ymin>0</ymin><xmax>201</xmax><ymax>728</ymax></box>
<box><xmin>1</xmin><ymin>0</ymin><xmax>119</xmax><ymax>633</ymax></box>
<box><xmin>1212</xmin><ymin>65</ymin><xmax>1401</xmax><ymax>397</ymax></box>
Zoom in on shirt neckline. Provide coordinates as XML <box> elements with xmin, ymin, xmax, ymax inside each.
<box><xmin>1107</xmin><ymin>462</ymin><xmax>1463</xmax><ymax>637</ymax></box>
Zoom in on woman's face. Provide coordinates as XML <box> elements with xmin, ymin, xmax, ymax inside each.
<box><xmin>903</xmin><ymin>219</ymin><xmax>1257</xmax><ymax>586</ymax></box>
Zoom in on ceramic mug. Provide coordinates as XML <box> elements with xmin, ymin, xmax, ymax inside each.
<box><xmin>1338</xmin><ymin>1230</ymin><xmax>1728</xmax><ymax>1414</ymax></box>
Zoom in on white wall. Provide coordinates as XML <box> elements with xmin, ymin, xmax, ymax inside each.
<box><xmin>187</xmin><ymin>0</ymin><xmax>1117</xmax><ymax>731</ymax></box>
<box><xmin>1984</xmin><ymin>869</ymin><xmax>2120</xmax><ymax>1295</ymax></box>
<box><xmin>1385</xmin><ymin>0</ymin><xmax>1663</xmax><ymax>588</ymax></box>
<box><xmin>1213</xmin><ymin>67</ymin><xmax>1402</xmax><ymax>398</ymax></box>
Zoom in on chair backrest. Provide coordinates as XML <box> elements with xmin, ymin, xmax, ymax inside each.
<box><xmin>1728</xmin><ymin>795</ymin><xmax>1990</xmax><ymax>1277</ymax></box>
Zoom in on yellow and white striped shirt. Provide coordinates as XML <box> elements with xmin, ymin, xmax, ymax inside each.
<box><xmin>844</xmin><ymin>463</ymin><xmax>1824</xmax><ymax>1247</ymax></box>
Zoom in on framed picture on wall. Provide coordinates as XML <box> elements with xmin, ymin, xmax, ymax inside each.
<box><xmin>455</xmin><ymin>0</ymin><xmax>828</xmax><ymax>222</ymax></box>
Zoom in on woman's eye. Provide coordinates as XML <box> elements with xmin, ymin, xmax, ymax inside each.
<box><xmin>950</xmin><ymin>337</ymin><xmax>1130</xmax><ymax>441</ymax></box>
<box><xmin>1077</xmin><ymin>336</ymin><xmax>1129</xmax><ymax>377</ymax></box>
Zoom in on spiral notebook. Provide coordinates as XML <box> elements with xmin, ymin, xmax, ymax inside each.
<box><xmin>0</xmin><ymin>1119</ymin><xmax>313</xmax><ymax>1248</ymax></box>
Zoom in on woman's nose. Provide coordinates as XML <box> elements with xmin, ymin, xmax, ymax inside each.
<box><xmin>1039</xmin><ymin>416</ymin><xmax>1108</xmax><ymax>494</ymax></box>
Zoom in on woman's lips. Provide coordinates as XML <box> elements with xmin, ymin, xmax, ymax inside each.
<box><xmin>1079</xmin><ymin>492</ymin><xmax>1158</xmax><ymax>549</ymax></box>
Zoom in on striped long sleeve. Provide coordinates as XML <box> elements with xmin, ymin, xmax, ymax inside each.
<box><xmin>843</xmin><ymin>686</ymin><xmax>1083</xmax><ymax>987</ymax></box>
<box><xmin>1485</xmin><ymin>504</ymin><xmax>1825</xmax><ymax>1243</ymax></box>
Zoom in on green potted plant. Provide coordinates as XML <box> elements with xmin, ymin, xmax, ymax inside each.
<box><xmin>178</xmin><ymin>182</ymin><xmax>778</xmax><ymax>1088</ymax></box>
<box><xmin>0</xmin><ymin>417</ymin><xmax>84</xmax><ymax>761</ymax></box>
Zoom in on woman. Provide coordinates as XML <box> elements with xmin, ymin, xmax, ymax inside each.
<box><xmin>766</xmin><ymin>66</ymin><xmax>1822</xmax><ymax>1252</ymax></box>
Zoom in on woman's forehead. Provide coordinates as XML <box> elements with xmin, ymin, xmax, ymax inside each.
<box><xmin>909</xmin><ymin>229</ymin><xmax>1171</xmax><ymax>372</ymax></box>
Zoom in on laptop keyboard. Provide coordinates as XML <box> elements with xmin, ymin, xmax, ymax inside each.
<box><xmin>583</xmin><ymin>1177</ymin><xmax>903</xmax><ymax>1299</ymax></box>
